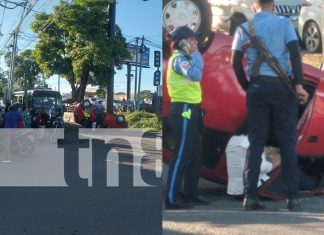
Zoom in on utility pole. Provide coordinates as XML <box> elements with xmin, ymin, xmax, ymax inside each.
<box><xmin>106</xmin><ymin>1</ymin><xmax>116</xmax><ymax>114</ymax></box>
<box><xmin>23</xmin><ymin>72</ymin><xmax>27</xmax><ymax>108</ymax></box>
<box><xmin>126</xmin><ymin>63</ymin><xmax>131</xmax><ymax>101</ymax></box>
<box><xmin>136</xmin><ymin>35</ymin><xmax>145</xmax><ymax>111</ymax></box>
<box><xmin>8</xmin><ymin>32</ymin><xmax>18</xmax><ymax>102</ymax></box>
<box><xmin>58</xmin><ymin>75</ymin><xmax>60</xmax><ymax>92</ymax></box>
<box><xmin>7</xmin><ymin>0</ymin><xmax>38</xmax><ymax>103</ymax></box>
<box><xmin>134</xmin><ymin>37</ymin><xmax>139</xmax><ymax>110</ymax></box>
<box><xmin>126</xmin><ymin>63</ymin><xmax>132</xmax><ymax>112</ymax></box>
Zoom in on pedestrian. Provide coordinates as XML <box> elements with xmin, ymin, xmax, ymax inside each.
<box><xmin>95</xmin><ymin>100</ymin><xmax>105</xmax><ymax>128</ymax></box>
<box><xmin>165</xmin><ymin>25</ymin><xmax>209</xmax><ymax>209</ymax></box>
<box><xmin>23</xmin><ymin>107</ymin><xmax>31</xmax><ymax>128</ymax></box>
<box><xmin>231</xmin><ymin>0</ymin><xmax>308</xmax><ymax>211</ymax></box>
<box><xmin>3</xmin><ymin>103</ymin><xmax>24</xmax><ymax>129</ymax></box>
<box><xmin>2</xmin><ymin>103</ymin><xmax>24</xmax><ymax>162</ymax></box>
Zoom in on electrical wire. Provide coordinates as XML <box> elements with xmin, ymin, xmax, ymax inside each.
<box><xmin>19</xmin><ymin>0</ymin><xmax>73</xmax><ymax>51</ymax></box>
<box><xmin>0</xmin><ymin>0</ymin><xmax>8</xmax><ymax>36</ymax></box>
<box><xmin>19</xmin><ymin>0</ymin><xmax>53</xmax><ymax>32</ymax></box>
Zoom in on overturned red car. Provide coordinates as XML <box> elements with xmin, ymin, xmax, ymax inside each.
<box><xmin>162</xmin><ymin>0</ymin><xmax>324</xmax><ymax>199</ymax></box>
<box><xmin>73</xmin><ymin>99</ymin><xmax>128</xmax><ymax>128</ymax></box>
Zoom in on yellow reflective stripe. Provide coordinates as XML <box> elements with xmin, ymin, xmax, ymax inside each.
<box><xmin>181</xmin><ymin>108</ymin><xmax>191</xmax><ymax>119</ymax></box>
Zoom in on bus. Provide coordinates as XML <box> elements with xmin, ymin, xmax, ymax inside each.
<box><xmin>13</xmin><ymin>89</ymin><xmax>64</xmax><ymax>114</ymax></box>
<box><xmin>13</xmin><ymin>89</ymin><xmax>63</xmax><ymax>109</ymax></box>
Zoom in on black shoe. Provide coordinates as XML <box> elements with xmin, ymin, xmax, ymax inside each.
<box><xmin>187</xmin><ymin>195</ymin><xmax>210</xmax><ymax>205</ymax></box>
<box><xmin>165</xmin><ymin>201</ymin><xmax>194</xmax><ymax>210</ymax></box>
<box><xmin>243</xmin><ymin>197</ymin><xmax>265</xmax><ymax>211</ymax></box>
<box><xmin>287</xmin><ymin>198</ymin><xmax>300</xmax><ymax>211</ymax></box>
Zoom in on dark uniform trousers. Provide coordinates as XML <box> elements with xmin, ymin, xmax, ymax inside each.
<box><xmin>244</xmin><ymin>76</ymin><xmax>300</xmax><ymax>199</ymax></box>
<box><xmin>166</xmin><ymin>102</ymin><xmax>202</xmax><ymax>204</ymax></box>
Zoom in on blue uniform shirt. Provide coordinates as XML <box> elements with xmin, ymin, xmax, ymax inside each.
<box><xmin>172</xmin><ymin>50</ymin><xmax>203</xmax><ymax>82</ymax></box>
<box><xmin>231</xmin><ymin>12</ymin><xmax>298</xmax><ymax>78</ymax></box>
<box><xmin>4</xmin><ymin>110</ymin><xmax>23</xmax><ymax>128</ymax></box>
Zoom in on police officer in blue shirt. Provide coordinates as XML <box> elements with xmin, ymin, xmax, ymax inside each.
<box><xmin>231</xmin><ymin>0</ymin><xmax>308</xmax><ymax>211</ymax></box>
<box><xmin>165</xmin><ymin>25</ymin><xmax>209</xmax><ymax>209</ymax></box>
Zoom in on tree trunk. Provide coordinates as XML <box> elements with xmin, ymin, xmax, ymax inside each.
<box><xmin>76</xmin><ymin>70</ymin><xmax>90</xmax><ymax>102</ymax></box>
<box><xmin>68</xmin><ymin>73</ymin><xmax>78</xmax><ymax>101</ymax></box>
<box><xmin>77</xmin><ymin>83</ymin><xmax>87</xmax><ymax>102</ymax></box>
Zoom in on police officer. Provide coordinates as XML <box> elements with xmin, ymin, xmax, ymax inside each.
<box><xmin>231</xmin><ymin>0</ymin><xmax>308</xmax><ymax>211</ymax></box>
<box><xmin>165</xmin><ymin>25</ymin><xmax>209</xmax><ymax>209</ymax></box>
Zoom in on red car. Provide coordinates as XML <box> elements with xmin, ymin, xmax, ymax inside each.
<box><xmin>74</xmin><ymin>100</ymin><xmax>128</xmax><ymax>128</ymax></box>
<box><xmin>162</xmin><ymin>0</ymin><xmax>324</xmax><ymax>199</ymax></box>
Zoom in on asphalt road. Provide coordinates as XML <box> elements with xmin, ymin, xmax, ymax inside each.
<box><xmin>163</xmin><ymin>176</ymin><xmax>324</xmax><ymax>235</ymax></box>
<box><xmin>0</xmin><ymin>127</ymin><xmax>162</xmax><ymax>235</ymax></box>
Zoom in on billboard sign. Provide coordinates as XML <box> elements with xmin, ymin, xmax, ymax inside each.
<box><xmin>124</xmin><ymin>44</ymin><xmax>150</xmax><ymax>68</ymax></box>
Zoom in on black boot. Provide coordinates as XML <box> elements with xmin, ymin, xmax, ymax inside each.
<box><xmin>287</xmin><ymin>198</ymin><xmax>300</xmax><ymax>211</ymax></box>
<box><xmin>186</xmin><ymin>195</ymin><xmax>210</xmax><ymax>205</ymax></box>
<box><xmin>243</xmin><ymin>197</ymin><xmax>265</xmax><ymax>211</ymax></box>
<box><xmin>165</xmin><ymin>199</ymin><xmax>194</xmax><ymax>210</ymax></box>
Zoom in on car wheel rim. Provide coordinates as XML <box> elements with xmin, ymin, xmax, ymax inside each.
<box><xmin>163</xmin><ymin>0</ymin><xmax>201</xmax><ymax>33</ymax></box>
<box><xmin>305</xmin><ymin>24</ymin><xmax>320</xmax><ymax>52</ymax></box>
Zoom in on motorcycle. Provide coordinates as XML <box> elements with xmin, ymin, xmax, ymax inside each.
<box><xmin>0</xmin><ymin>129</ymin><xmax>36</xmax><ymax>158</ymax></box>
<box><xmin>49</xmin><ymin>115</ymin><xmax>64</xmax><ymax>144</ymax></box>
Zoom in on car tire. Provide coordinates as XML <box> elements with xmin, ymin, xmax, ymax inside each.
<box><xmin>303</xmin><ymin>21</ymin><xmax>322</xmax><ymax>53</ymax></box>
<box><xmin>229</xmin><ymin>12</ymin><xmax>247</xmax><ymax>36</ymax></box>
<box><xmin>162</xmin><ymin>0</ymin><xmax>213</xmax><ymax>59</ymax></box>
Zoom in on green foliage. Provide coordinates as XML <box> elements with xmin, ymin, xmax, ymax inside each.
<box><xmin>139</xmin><ymin>90</ymin><xmax>152</xmax><ymax>100</ymax></box>
<box><xmin>0</xmin><ymin>69</ymin><xmax>6</xmax><ymax>89</ymax></box>
<box><xmin>125</xmin><ymin>111</ymin><xmax>162</xmax><ymax>131</ymax></box>
<box><xmin>31</xmin><ymin>0</ymin><xmax>130</xmax><ymax>101</ymax></box>
<box><xmin>96</xmin><ymin>86</ymin><xmax>106</xmax><ymax>97</ymax></box>
<box><xmin>5</xmin><ymin>50</ymin><xmax>42</xmax><ymax>91</ymax></box>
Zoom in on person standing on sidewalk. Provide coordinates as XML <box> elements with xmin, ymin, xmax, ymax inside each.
<box><xmin>231</xmin><ymin>0</ymin><xmax>308</xmax><ymax>211</ymax></box>
<box><xmin>165</xmin><ymin>25</ymin><xmax>209</xmax><ymax>209</ymax></box>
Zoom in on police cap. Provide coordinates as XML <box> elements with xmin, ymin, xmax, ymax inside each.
<box><xmin>170</xmin><ymin>25</ymin><xmax>199</xmax><ymax>41</ymax></box>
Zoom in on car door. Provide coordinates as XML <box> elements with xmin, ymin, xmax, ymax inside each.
<box><xmin>296</xmin><ymin>66</ymin><xmax>324</xmax><ymax>157</ymax></box>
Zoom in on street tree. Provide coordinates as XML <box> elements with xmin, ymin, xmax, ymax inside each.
<box><xmin>139</xmin><ymin>90</ymin><xmax>152</xmax><ymax>100</ymax></box>
<box><xmin>31</xmin><ymin>0</ymin><xmax>129</xmax><ymax>101</ymax></box>
<box><xmin>0</xmin><ymin>69</ymin><xmax>6</xmax><ymax>92</ymax></box>
<box><xmin>5</xmin><ymin>50</ymin><xmax>43</xmax><ymax>91</ymax></box>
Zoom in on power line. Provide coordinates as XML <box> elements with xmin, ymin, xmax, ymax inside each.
<box><xmin>0</xmin><ymin>0</ymin><xmax>26</xmax><ymax>9</ymax></box>
<box><xmin>0</xmin><ymin>0</ymin><xmax>8</xmax><ymax>36</ymax></box>
<box><xmin>0</xmin><ymin>0</ymin><xmax>36</xmax><ymax>54</ymax></box>
<box><xmin>19</xmin><ymin>0</ymin><xmax>53</xmax><ymax>33</ymax></box>
<box><xmin>19</xmin><ymin>0</ymin><xmax>73</xmax><ymax>51</ymax></box>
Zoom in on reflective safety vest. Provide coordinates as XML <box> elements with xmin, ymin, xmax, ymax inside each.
<box><xmin>84</xmin><ymin>109</ymin><xmax>90</xmax><ymax>118</ymax></box>
<box><xmin>167</xmin><ymin>52</ymin><xmax>202</xmax><ymax>104</ymax></box>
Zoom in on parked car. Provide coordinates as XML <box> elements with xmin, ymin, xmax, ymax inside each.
<box><xmin>163</xmin><ymin>0</ymin><xmax>324</xmax><ymax>199</ymax></box>
<box><xmin>113</xmin><ymin>100</ymin><xmax>122</xmax><ymax>111</ymax></box>
<box><xmin>298</xmin><ymin>0</ymin><xmax>322</xmax><ymax>53</ymax></box>
<box><xmin>208</xmin><ymin>0</ymin><xmax>304</xmax><ymax>33</ymax></box>
<box><xmin>163</xmin><ymin>0</ymin><xmax>305</xmax><ymax>59</ymax></box>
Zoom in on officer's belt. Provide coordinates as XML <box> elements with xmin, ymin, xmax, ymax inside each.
<box><xmin>250</xmin><ymin>75</ymin><xmax>282</xmax><ymax>83</ymax></box>
<box><xmin>171</xmin><ymin>102</ymin><xmax>201</xmax><ymax>107</ymax></box>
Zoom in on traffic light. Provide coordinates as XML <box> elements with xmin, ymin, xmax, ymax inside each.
<box><xmin>153</xmin><ymin>69</ymin><xmax>161</xmax><ymax>86</ymax></box>
<box><xmin>154</xmin><ymin>51</ymin><xmax>161</xmax><ymax>67</ymax></box>
<box><xmin>139</xmin><ymin>44</ymin><xmax>147</xmax><ymax>53</ymax></box>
